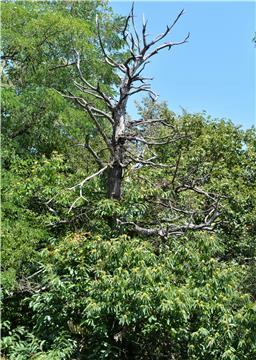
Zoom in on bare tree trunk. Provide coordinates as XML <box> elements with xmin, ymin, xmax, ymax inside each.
<box><xmin>107</xmin><ymin>109</ymin><xmax>126</xmax><ymax>199</ymax></box>
<box><xmin>107</xmin><ymin>161</ymin><xmax>122</xmax><ymax>199</ymax></box>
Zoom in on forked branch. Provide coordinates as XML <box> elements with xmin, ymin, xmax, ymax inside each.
<box><xmin>117</xmin><ymin>208</ymin><xmax>220</xmax><ymax>239</ymax></box>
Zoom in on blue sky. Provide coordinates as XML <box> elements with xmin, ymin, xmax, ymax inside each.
<box><xmin>110</xmin><ymin>1</ymin><xmax>255</xmax><ymax>128</ymax></box>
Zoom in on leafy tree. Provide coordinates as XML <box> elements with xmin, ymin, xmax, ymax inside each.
<box><xmin>1</xmin><ymin>0</ymin><xmax>123</xmax><ymax>156</ymax></box>
<box><xmin>1</xmin><ymin>2</ymin><xmax>256</xmax><ymax>359</ymax></box>
<box><xmin>1</xmin><ymin>0</ymin><xmax>122</xmax><ymax>288</ymax></box>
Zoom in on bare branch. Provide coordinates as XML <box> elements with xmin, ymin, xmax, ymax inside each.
<box><xmin>74</xmin><ymin>50</ymin><xmax>99</xmax><ymax>91</ymax></box>
<box><xmin>151</xmin><ymin>9</ymin><xmax>185</xmax><ymax>45</ymax></box>
<box><xmin>124</xmin><ymin>135</ymin><xmax>187</xmax><ymax>146</ymax></box>
<box><xmin>72</xmin><ymin>140</ymin><xmax>105</xmax><ymax>168</ymax></box>
<box><xmin>49</xmin><ymin>61</ymin><xmax>76</xmax><ymax>71</ymax></box>
<box><xmin>85</xmin><ymin>106</ymin><xmax>113</xmax><ymax>154</ymax></box>
<box><xmin>57</xmin><ymin>90</ymin><xmax>113</xmax><ymax>153</ymax></box>
<box><xmin>117</xmin><ymin>219</ymin><xmax>166</xmax><ymax>237</ymax></box>
<box><xmin>129</xmin><ymin>118</ymin><xmax>174</xmax><ymax>128</ymax></box>
<box><xmin>45</xmin><ymin>200</ymin><xmax>59</xmax><ymax>216</ymax></box>
<box><xmin>142</xmin><ymin>13</ymin><xmax>148</xmax><ymax>47</ymax></box>
<box><xmin>133</xmin><ymin>61</ymin><xmax>151</xmax><ymax>79</ymax></box>
<box><xmin>127</xmin><ymin>153</ymin><xmax>174</xmax><ymax>168</ymax></box>
<box><xmin>148</xmin><ymin>199</ymin><xmax>196</xmax><ymax>216</ymax></box>
<box><xmin>74</xmin><ymin>82</ymin><xmax>103</xmax><ymax>100</ymax></box>
<box><xmin>117</xmin><ymin>209</ymin><xmax>220</xmax><ymax>239</ymax></box>
<box><xmin>84</xmin><ymin>142</ymin><xmax>105</xmax><ymax>168</ymax></box>
<box><xmin>89</xmin><ymin>106</ymin><xmax>114</xmax><ymax>125</ymax></box>
<box><xmin>26</xmin><ymin>267</ymin><xmax>45</xmax><ymax>280</ymax></box>
<box><xmin>68</xmin><ymin>189</ymin><xmax>87</xmax><ymax>213</ymax></box>
<box><xmin>74</xmin><ymin>81</ymin><xmax>115</xmax><ymax>110</ymax></box>
<box><xmin>65</xmin><ymin>92</ymin><xmax>113</xmax><ymax>123</ymax></box>
<box><xmin>144</xmin><ymin>33</ymin><xmax>190</xmax><ymax>61</ymax></box>
<box><xmin>124</xmin><ymin>136</ymin><xmax>166</xmax><ymax>146</ymax></box>
<box><xmin>96</xmin><ymin>15</ymin><xmax>126</xmax><ymax>72</ymax></box>
<box><xmin>130</xmin><ymin>2</ymin><xmax>141</xmax><ymax>52</ymax></box>
<box><xmin>176</xmin><ymin>184</ymin><xmax>222</xmax><ymax>201</ymax></box>
<box><xmin>127</xmin><ymin>86</ymin><xmax>158</xmax><ymax>100</ymax></box>
<box><xmin>122</xmin><ymin>7</ymin><xmax>132</xmax><ymax>40</ymax></box>
<box><xmin>69</xmin><ymin>165</ymin><xmax>108</xmax><ymax>191</ymax></box>
<box><xmin>74</xmin><ymin>51</ymin><xmax>115</xmax><ymax>109</ymax></box>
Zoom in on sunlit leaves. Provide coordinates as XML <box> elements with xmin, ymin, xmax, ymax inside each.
<box><xmin>1</xmin><ymin>1</ymin><xmax>256</xmax><ymax>358</ymax></box>
<box><xmin>22</xmin><ymin>233</ymin><xmax>255</xmax><ymax>358</ymax></box>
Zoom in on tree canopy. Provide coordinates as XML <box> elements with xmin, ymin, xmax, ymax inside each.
<box><xmin>1</xmin><ymin>1</ymin><xmax>256</xmax><ymax>359</ymax></box>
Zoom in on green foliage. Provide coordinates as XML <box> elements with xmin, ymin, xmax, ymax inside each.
<box><xmin>1</xmin><ymin>320</ymin><xmax>75</xmax><ymax>360</ymax></box>
<box><xmin>2</xmin><ymin>109</ymin><xmax>255</xmax><ymax>358</ymax></box>
<box><xmin>128</xmin><ymin>101</ymin><xmax>256</xmax><ymax>263</ymax></box>
<box><xmin>2</xmin><ymin>233</ymin><xmax>254</xmax><ymax>359</ymax></box>
<box><xmin>1</xmin><ymin>1</ymin><xmax>256</xmax><ymax>359</ymax></box>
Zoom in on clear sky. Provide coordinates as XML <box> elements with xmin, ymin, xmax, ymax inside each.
<box><xmin>110</xmin><ymin>1</ymin><xmax>255</xmax><ymax>128</ymax></box>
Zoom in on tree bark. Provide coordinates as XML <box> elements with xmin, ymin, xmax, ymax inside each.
<box><xmin>107</xmin><ymin>161</ymin><xmax>123</xmax><ymax>199</ymax></box>
<box><xmin>107</xmin><ymin>104</ymin><xmax>126</xmax><ymax>199</ymax></box>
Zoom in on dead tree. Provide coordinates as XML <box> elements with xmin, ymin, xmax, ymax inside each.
<box><xmin>58</xmin><ymin>5</ymin><xmax>222</xmax><ymax>238</ymax></box>
<box><xmin>61</xmin><ymin>5</ymin><xmax>189</xmax><ymax>198</ymax></box>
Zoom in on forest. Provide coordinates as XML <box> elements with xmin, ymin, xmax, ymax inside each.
<box><xmin>1</xmin><ymin>1</ymin><xmax>256</xmax><ymax>359</ymax></box>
